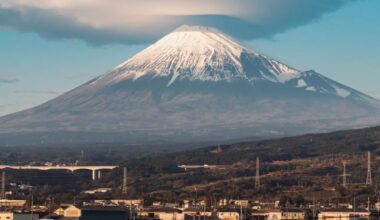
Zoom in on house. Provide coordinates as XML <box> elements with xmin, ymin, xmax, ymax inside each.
<box><xmin>230</xmin><ymin>200</ymin><xmax>250</xmax><ymax>208</ymax></box>
<box><xmin>216</xmin><ymin>208</ymin><xmax>240</xmax><ymax>220</ymax></box>
<box><xmin>0</xmin><ymin>212</ymin><xmax>39</xmax><ymax>220</ymax></box>
<box><xmin>0</xmin><ymin>199</ymin><xmax>26</xmax><ymax>208</ymax></box>
<box><xmin>53</xmin><ymin>205</ymin><xmax>132</xmax><ymax>220</ymax></box>
<box><xmin>138</xmin><ymin>207</ymin><xmax>184</xmax><ymax>220</ymax></box>
<box><xmin>182</xmin><ymin>207</ymin><xmax>212</xmax><ymax>220</ymax></box>
<box><xmin>251</xmin><ymin>210</ymin><xmax>269</xmax><ymax>220</ymax></box>
<box><xmin>267</xmin><ymin>208</ymin><xmax>310</xmax><ymax>220</ymax></box>
<box><xmin>54</xmin><ymin>205</ymin><xmax>82</xmax><ymax>218</ymax></box>
<box><xmin>318</xmin><ymin>208</ymin><xmax>369</xmax><ymax>220</ymax></box>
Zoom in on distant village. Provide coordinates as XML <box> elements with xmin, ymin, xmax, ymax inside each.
<box><xmin>1</xmin><ymin>150</ymin><xmax>380</xmax><ymax>220</ymax></box>
<box><xmin>1</xmin><ymin>197</ymin><xmax>380</xmax><ymax>220</ymax></box>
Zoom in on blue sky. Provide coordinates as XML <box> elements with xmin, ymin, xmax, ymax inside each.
<box><xmin>0</xmin><ymin>0</ymin><xmax>379</xmax><ymax>116</ymax></box>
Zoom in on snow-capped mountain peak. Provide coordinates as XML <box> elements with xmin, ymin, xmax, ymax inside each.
<box><xmin>84</xmin><ymin>26</ymin><xmax>379</xmax><ymax>105</ymax></box>
<box><xmin>92</xmin><ymin>25</ymin><xmax>300</xmax><ymax>87</ymax></box>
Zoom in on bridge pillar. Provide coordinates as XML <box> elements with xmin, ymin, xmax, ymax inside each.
<box><xmin>92</xmin><ymin>170</ymin><xmax>97</xmax><ymax>181</ymax></box>
<box><xmin>97</xmin><ymin>170</ymin><xmax>101</xmax><ymax>180</ymax></box>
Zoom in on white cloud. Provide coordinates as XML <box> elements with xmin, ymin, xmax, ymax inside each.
<box><xmin>0</xmin><ymin>0</ymin><xmax>357</xmax><ymax>45</ymax></box>
<box><xmin>0</xmin><ymin>74</ymin><xmax>18</xmax><ymax>83</ymax></box>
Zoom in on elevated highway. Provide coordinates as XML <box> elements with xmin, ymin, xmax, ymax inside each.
<box><xmin>0</xmin><ymin>165</ymin><xmax>118</xmax><ymax>180</ymax></box>
<box><xmin>178</xmin><ymin>164</ymin><xmax>227</xmax><ymax>171</ymax></box>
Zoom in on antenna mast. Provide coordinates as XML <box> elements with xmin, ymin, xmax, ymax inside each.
<box><xmin>255</xmin><ymin>157</ymin><xmax>260</xmax><ymax>188</ymax></box>
<box><xmin>367</xmin><ymin>151</ymin><xmax>373</xmax><ymax>185</ymax></box>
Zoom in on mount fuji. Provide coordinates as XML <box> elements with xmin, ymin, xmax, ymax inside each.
<box><xmin>1</xmin><ymin>26</ymin><xmax>380</xmax><ymax>145</ymax></box>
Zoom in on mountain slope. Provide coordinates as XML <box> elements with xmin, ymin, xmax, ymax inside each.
<box><xmin>0</xmin><ymin>26</ymin><xmax>379</xmax><ymax>145</ymax></box>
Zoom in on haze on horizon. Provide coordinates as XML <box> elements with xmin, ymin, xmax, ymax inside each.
<box><xmin>0</xmin><ymin>0</ymin><xmax>379</xmax><ymax>116</ymax></box>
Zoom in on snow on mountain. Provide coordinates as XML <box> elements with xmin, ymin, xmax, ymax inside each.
<box><xmin>90</xmin><ymin>25</ymin><xmax>300</xmax><ymax>87</ymax></box>
<box><xmin>286</xmin><ymin>70</ymin><xmax>380</xmax><ymax>105</ymax></box>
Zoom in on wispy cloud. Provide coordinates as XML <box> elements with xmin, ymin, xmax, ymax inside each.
<box><xmin>64</xmin><ymin>73</ymin><xmax>98</xmax><ymax>81</ymax></box>
<box><xmin>13</xmin><ymin>89</ymin><xmax>60</xmax><ymax>95</ymax></box>
<box><xmin>0</xmin><ymin>0</ymin><xmax>357</xmax><ymax>45</ymax></box>
<box><xmin>0</xmin><ymin>74</ymin><xmax>18</xmax><ymax>83</ymax></box>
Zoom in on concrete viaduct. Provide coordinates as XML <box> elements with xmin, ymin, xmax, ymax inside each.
<box><xmin>0</xmin><ymin>165</ymin><xmax>118</xmax><ymax>180</ymax></box>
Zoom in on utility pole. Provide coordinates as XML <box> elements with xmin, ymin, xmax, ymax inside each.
<box><xmin>342</xmin><ymin>161</ymin><xmax>350</xmax><ymax>188</ymax></box>
<box><xmin>312</xmin><ymin>197</ymin><xmax>315</xmax><ymax>220</ymax></box>
<box><xmin>255</xmin><ymin>157</ymin><xmax>260</xmax><ymax>188</ymax></box>
<box><xmin>122</xmin><ymin>167</ymin><xmax>128</xmax><ymax>196</ymax></box>
<box><xmin>48</xmin><ymin>195</ymin><xmax>52</xmax><ymax>216</ymax></box>
<box><xmin>367</xmin><ymin>151</ymin><xmax>373</xmax><ymax>185</ymax></box>
<box><xmin>367</xmin><ymin>197</ymin><xmax>370</xmax><ymax>211</ymax></box>
<box><xmin>204</xmin><ymin>203</ymin><xmax>206</xmax><ymax>220</ymax></box>
<box><xmin>195</xmin><ymin>187</ymin><xmax>198</xmax><ymax>209</ymax></box>
<box><xmin>30</xmin><ymin>193</ymin><xmax>34</xmax><ymax>220</ymax></box>
<box><xmin>240</xmin><ymin>204</ymin><xmax>243</xmax><ymax>220</ymax></box>
<box><xmin>1</xmin><ymin>171</ymin><xmax>5</xmax><ymax>199</ymax></box>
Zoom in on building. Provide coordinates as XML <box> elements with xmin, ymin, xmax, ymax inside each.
<box><xmin>229</xmin><ymin>200</ymin><xmax>250</xmax><ymax>208</ymax></box>
<box><xmin>251</xmin><ymin>210</ymin><xmax>269</xmax><ymax>220</ymax></box>
<box><xmin>182</xmin><ymin>207</ymin><xmax>240</xmax><ymax>220</ymax></box>
<box><xmin>53</xmin><ymin>205</ymin><xmax>132</xmax><ymax>220</ymax></box>
<box><xmin>138</xmin><ymin>207</ymin><xmax>184</xmax><ymax>220</ymax></box>
<box><xmin>0</xmin><ymin>212</ymin><xmax>39</xmax><ymax>220</ymax></box>
<box><xmin>82</xmin><ymin>188</ymin><xmax>112</xmax><ymax>195</ymax></box>
<box><xmin>267</xmin><ymin>208</ymin><xmax>310</xmax><ymax>220</ymax></box>
<box><xmin>182</xmin><ymin>207</ymin><xmax>212</xmax><ymax>220</ymax></box>
<box><xmin>0</xmin><ymin>199</ymin><xmax>26</xmax><ymax>208</ymax></box>
<box><xmin>54</xmin><ymin>205</ymin><xmax>82</xmax><ymax>218</ymax></box>
<box><xmin>216</xmin><ymin>208</ymin><xmax>240</xmax><ymax>220</ymax></box>
<box><xmin>318</xmin><ymin>208</ymin><xmax>370</xmax><ymax>220</ymax></box>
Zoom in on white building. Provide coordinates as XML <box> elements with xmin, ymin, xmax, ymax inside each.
<box><xmin>267</xmin><ymin>209</ymin><xmax>308</xmax><ymax>220</ymax></box>
<box><xmin>54</xmin><ymin>205</ymin><xmax>82</xmax><ymax>218</ymax></box>
<box><xmin>82</xmin><ymin>188</ymin><xmax>112</xmax><ymax>194</ymax></box>
<box><xmin>217</xmin><ymin>209</ymin><xmax>240</xmax><ymax>220</ymax></box>
<box><xmin>318</xmin><ymin>209</ymin><xmax>369</xmax><ymax>220</ymax></box>
<box><xmin>0</xmin><ymin>199</ymin><xmax>26</xmax><ymax>207</ymax></box>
